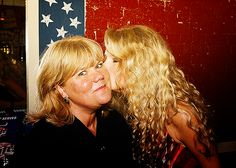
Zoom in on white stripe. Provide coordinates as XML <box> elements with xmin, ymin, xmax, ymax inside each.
<box><xmin>26</xmin><ymin>0</ymin><xmax>40</xmax><ymax>113</ymax></box>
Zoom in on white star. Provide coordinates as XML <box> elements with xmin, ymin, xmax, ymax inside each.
<box><xmin>70</xmin><ymin>17</ymin><xmax>81</xmax><ymax>29</ymax></box>
<box><xmin>56</xmin><ymin>26</ymin><xmax>68</xmax><ymax>38</ymax></box>
<box><xmin>41</xmin><ymin>14</ymin><xmax>53</xmax><ymax>27</ymax></box>
<box><xmin>61</xmin><ymin>2</ymin><xmax>73</xmax><ymax>14</ymax></box>
<box><xmin>47</xmin><ymin>39</ymin><xmax>54</xmax><ymax>47</ymax></box>
<box><xmin>45</xmin><ymin>0</ymin><xmax>57</xmax><ymax>7</ymax></box>
<box><xmin>92</xmin><ymin>5</ymin><xmax>98</xmax><ymax>11</ymax></box>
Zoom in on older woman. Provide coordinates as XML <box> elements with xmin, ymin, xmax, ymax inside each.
<box><xmin>14</xmin><ymin>36</ymin><xmax>135</xmax><ymax>168</ymax></box>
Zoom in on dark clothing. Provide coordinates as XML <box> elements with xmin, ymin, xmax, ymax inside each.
<box><xmin>14</xmin><ymin>110</ymin><xmax>136</xmax><ymax>168</ymax></box>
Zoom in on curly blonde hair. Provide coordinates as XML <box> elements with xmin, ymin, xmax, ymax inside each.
<box><xmin>26</xmin><ymin>35</ymin><xmax>104</xmax><ymax>126</ymax></box>
<box><xmin>104</xmin><ymin>25</ymin><xmax>214</xmax><ymax>163</ymax></box>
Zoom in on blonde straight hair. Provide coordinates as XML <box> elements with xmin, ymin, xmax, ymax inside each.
<box><xmin>26</xmin><ymin>36</ymin><xmax>104</xmax><ymax>126</ymax></box>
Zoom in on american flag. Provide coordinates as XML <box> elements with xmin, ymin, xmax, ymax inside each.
<box><xmin>39</xmin><ymin>0</ymin><xmax>85</xmax><ymax>55</ymax></box>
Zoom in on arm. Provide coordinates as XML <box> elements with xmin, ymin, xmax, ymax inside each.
<box><xmin>165</xmin><ymin>102</ymin><xmax>221</xmax><ymax>168</ymax></box>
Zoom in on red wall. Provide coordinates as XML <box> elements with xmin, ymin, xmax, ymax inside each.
<box><xmin>85</xmin><ymin>0</ymin><xmax>236</xmax><ymax>142</ymax></box>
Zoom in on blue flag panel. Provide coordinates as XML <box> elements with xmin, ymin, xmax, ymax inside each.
<box><xmin>39</xmin><ymin>0</ymin><xmax>85</xmax><ymax>55</ymax></box>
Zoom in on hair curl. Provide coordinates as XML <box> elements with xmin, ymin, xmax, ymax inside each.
<box><xmin>104</xmin><ymin>25</ymin><xmax>214</xmax><ymax>163</ymax></box>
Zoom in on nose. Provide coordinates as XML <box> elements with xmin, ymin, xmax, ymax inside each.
<box><xmin>93</xmin><ymin>69</ymin><xmax>104</xmax><ymax>82</ymax></box>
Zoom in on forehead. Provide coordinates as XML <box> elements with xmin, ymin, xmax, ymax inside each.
<box><xmin>72</xmin><ymin>51</ymin><xmax>104</xmax><ymax>70</ymax></box>
<box><xmin>73</xmin><ymin>58</ymin><xmax>101</xmax><ymax>75</ymax></box>
<box><xmin>104</xmin><ymin>50</ymin><xmax>114</xmax><ymax>57</ymax></box>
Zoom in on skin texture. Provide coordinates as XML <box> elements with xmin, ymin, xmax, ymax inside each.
<box><xmin>57</xmin><ymin>62</ymin><xmax>111</xmax><ymax>135</ymax></box>
<box><xmin>165</xmin><ymin>102</ymin><xmax>221</xmax><ymax>168</ymax></box>
<box><xmin>57</xmin><ymin>62</ymin><xmax>111</xmax><ymax>111</ymax></box>
<box><xmin>104</xmin><ymin>50</ymin><xmax>125</xmax><ymax>91</ymax></box>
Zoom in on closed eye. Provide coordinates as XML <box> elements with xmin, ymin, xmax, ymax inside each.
<box><xmin>113</xmin><ymin>59</ymin><xmax>119</xmax><ymax>63</ymax></box>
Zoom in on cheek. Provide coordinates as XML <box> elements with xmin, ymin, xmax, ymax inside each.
<box><xmin>111</xmin><ymin>66</ymin><xmax>119</xmax><ymax>81</ymax></box>
<box><xmin>110</xmin><ymin>70</ymin><xmax>116</xmax><ymax>82</ymax></box>
<box><xmin>78</xmin><ymin>80</ymin><xmax>92</xmax><ymax>93</ymax></box>
<box><xmin>119</xmin><ymin>73</ymin><xmax>125</xmax><ymax>88</ymax></box>
<box><xmin>104</xmin><ymin>62</ymin><xmax>112</xmax><ymax>72</ymax></box>
<box><xmin>104</xmin><ymin>57</ymin><xmax>115</xmax><ymax>72</ymax></box>
<box><xmin>103</xmin><ymin>69</ymin><xmax>110</xmax><ymax>81</ymax></box>
<box><xmin>104</xmin><ymin>62</ymin><xmax>113</xmax><ymax>78</ymax></box>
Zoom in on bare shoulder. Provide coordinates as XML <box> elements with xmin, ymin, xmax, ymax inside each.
<box><xmin>166</xmin><ymin>103</ymin><xmax>221</xmax><ymax>167</ymax></box>
<box><xmin>165</xmin><ymin>101</ymin><xmax>201</xmax><ymax>143</ymax></box>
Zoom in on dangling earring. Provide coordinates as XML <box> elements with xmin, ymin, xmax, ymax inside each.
<box><xmin>63</xmin><ymin>96</ymin><xmax>69</xmax><ymax>104</ymax></box>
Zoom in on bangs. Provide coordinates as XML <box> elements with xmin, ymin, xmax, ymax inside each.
<box><xmin>72</xmin><ymin>43</ymin><xmax>104</xmax><ymax>71</ymax></box>
<box><xmin>54</xmin><ymin>37</ymin><xmax>104</xmax><ymax>76</ymax></box>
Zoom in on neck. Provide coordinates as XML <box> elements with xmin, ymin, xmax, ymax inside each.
<box><xmin>86</xmin><ymin>116</ymin><xmax>97</xmax><ymax>136</ymax></box>
<box><xmin>70</xmin><ymin>106</ymin><xmax>97</xmax><ymax>136</ymax></box>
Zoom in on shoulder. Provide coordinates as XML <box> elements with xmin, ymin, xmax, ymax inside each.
<box><xmin>166</xmin><ymin>101</ymin><xmax>201</xmax><ymax>143</ymax></box>
<box><xmin>31</xmin><ymin>118</ymin><xmax>56</xmax><ymax>133</ymax></box>
<box><xmin>166</xmin><ymin>104</ymin><xmax>221</xmax><ymax>167</ymax></box>
<box><xmin>15</xmin><ymin>119</ymin><xmax>55</xmax><ymax>152</ymax></box>
<box><xmin>168</xmin><ymin>101</ymin><xmax>200</xmax><ymax>127</ymax></box>
<box><xmin>25</xmin><ymin>118</ymin><xmax>65</xmax><ymax>142</ymax></box>
<box><xmin>15</xmin><ymin>119</ymin><xmax>67</xmax><ymax>167</ymax></box>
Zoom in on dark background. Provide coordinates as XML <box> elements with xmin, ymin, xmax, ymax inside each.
<box><xmin>85</xmin><ymin>0</ymin><xmax>236</xmax><ymax>144</ymax></box>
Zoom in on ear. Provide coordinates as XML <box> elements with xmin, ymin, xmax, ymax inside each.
<box><xmin>55</xmin><ymin>85</ymin><xmax>68</xmax><ymax>98</ymax></box>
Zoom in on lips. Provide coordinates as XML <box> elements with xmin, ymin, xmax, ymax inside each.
<box><xmin>94</xmin><ymin>84</ymin><xmax>106</xmax><ymax>92</ymax></box>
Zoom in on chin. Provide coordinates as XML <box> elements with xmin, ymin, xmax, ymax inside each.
<box><xmin>98</xmin><ymin>95</ymin><xmax>112</xmax><ymax>105</ymax></box>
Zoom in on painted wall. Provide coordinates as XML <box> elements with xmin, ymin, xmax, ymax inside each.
<box><xmin>85</xmin><ymin>0</ymin><xmax>236</xmax><ymax>142</ymax></box>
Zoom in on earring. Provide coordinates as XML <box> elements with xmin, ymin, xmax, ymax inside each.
<box><xmin>63</xmin><ymin>96</ymin><xmax>69</xmax><ymax>104</ymax></box>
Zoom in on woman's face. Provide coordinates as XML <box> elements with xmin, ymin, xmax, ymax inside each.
<box><xmin>59</xmin><ymin>61</ymin><xmax>112</xmax><ymax>111</ymax></box>
<box><xmin>104</xmin><ymin>50</ymin><xmax>125</xmax><ymax>91</ymax></box>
